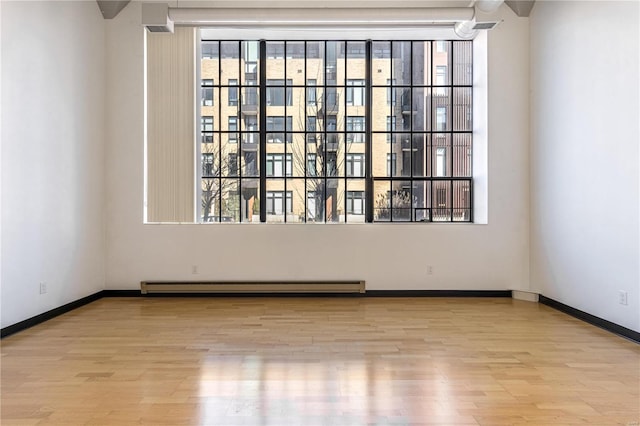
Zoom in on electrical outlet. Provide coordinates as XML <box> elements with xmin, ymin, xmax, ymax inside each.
<box><xmin>427</xmin><ymin>265</ymin><xmax>433</xmax><ymax>275</ymax></box>
<box><xmin>191</xmin><ymin>265</ymin><xmax>199</xmax><ymax>275</ymax></box>
<box><xmin>618</xmin><ymin>290</ymin><xmax>628</xmax><ymax>306</ymax></box>
<box><xmin>39</xmin><ymin>282</ymin><xmax>47</xmax><ymax>294</ymax></box>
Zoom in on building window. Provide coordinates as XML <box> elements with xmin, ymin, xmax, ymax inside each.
<box><xmin>266</xmin><ymin>191</ymin><xmax>292</xmax><ymax>215</ymax></box>
<box><xmin>228</xmin><ymin>116</ymin><xmax>237</xmax><ymax>142</ymax></box>
<box><xmin>346</xmin><ymin>116</ymin><xmax>365</xmax><ymax>143</ymax></box>
<box><xmin>201</xmin><ymin>79</ymin><xmax>214</xmax><ymax>106</ymax></box>
<box><xmin>266</xmin><ymin>116</ymin><xmax>292</xmax><ymax>143</ymax></box>
<box><xmin>202</xmin><ymin>153</ymin><xmax>214</xmax><ymax>177</ymax></box>
<box><xmin>387</xmin><ymin>79</ymin><xmax>396</xmax><ymax>105</ymax></box>
<box><xmin>436</xmin><ymin>147</ymin><xmax>447</xmax><ymax>177</ymax></box>
<box><xmin>307</xmin><ymin>153</ymin><xmax>317</xmax><ymax>176</ymax></box>
<box><xmin>307</xmin><ymin>79</ymin><xmax>317</xmax><ymax>105</ymax></box>
<box><xmin>346</xmin><ymin>79</ymin><xmax>365</xmax><ymax>106</ymax></box>
<box><xmin>266</xmin><ymin>79</ymin><xmax>293</xmax><ymax>106</ymax></box>
<box><xmin>201</xmin><ymin>116</ymin><xmax>213</xmax><ymax>143</ymax></box>
<box><xmin>228</xmin><ymin>79</ymin><xmax>238</xmax><ymax>106</ymax></box>
<box><xmin>228</xmin><ymin>153</ymin><xmax>238</xmax><ymax>176</ymax></box>
<box><xmin>266</xmin><ymin>153</ymin><xmax>292</xmax><ymax>177</ymax></box>
<box><xmin>347</xmin><ymin>191</ymin><xmax>365</xmax><ymax>215</ymax></box>
<box><xmin>386</xmin><ymin>116</ymin><xmax>396</xmax><ymax>142</ymax></box>
<box><xmin>346</xmin><ymin>154</ymin><xmax>364</xmax><ymax>177</ymax></box>
<box><xmin>387</xmin><ymin>153</ymin><xmax>397</xmax><ymax>176</ymax></box>
<box><xmin>197</xmin><ymin>39</ymin><xmax>473</xmax><ymax>223</ymax></box>
<box><xmin>436</xmin><ymin>107</ymin><xmax>447</xmax><ymax>131</ymax></box>
<box><xmin>202</xmin><ymin>42</ymin><xmax>218</xmax><ymax>59</ymax></box>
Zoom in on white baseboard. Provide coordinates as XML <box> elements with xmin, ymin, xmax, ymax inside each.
<box><xmin>512</xmin><ymin>290</ymin><xmax>539</xmax><ymax>302</ymax></box>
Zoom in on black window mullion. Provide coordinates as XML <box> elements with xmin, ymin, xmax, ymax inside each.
<box><xmin>284</xmin><ymin>41</ymin><xmax>288</xmax><ymax>223</ymax></box>
<box><xmin>430</xmin><ymin>41</ymin><xmax>435</xmax><ymax>222</ymax></box>
<box><xmin>238</xmin><ymin>42</ymin><xmax>243</xmax><ymax>222</ymax></box>
<box><xmin>365</xmin><ymin>40</ymin><xmax>373</xmax><ymax>223</ymax></box>
<box><xmin>343</xmin><ymin>41</ymin><xmax>348</xmax><ymax>223</ymax></box>
<box><xmin>323</xmin><ymin>40</ymin><xmax>328</xmax><ymax>223</ymax></box>
<box><xmin>409</xmin><ymin>41</ymin><xmax>414</xmax><ymax>221</ymax></box>
<box><xmin>450</xmin><ymin>41</ymin><xmax>455</xmax><ymax>222</ymax></box>
<box><xmin>259</xmin><ymin>40</ymin><xmax>267</xmax><ymax>223</ymax></box>
<box><xmin>217</xmin><ymin>41</ymin><xmax>223</xmax><ymax>223</ymax></box>
<box><xmin>389</xmin><ymin>41</ymin><xmax>394</xmax><ymax>222</ymax></box>
<box><xmin>304</xmin><ymin>42</ymin><xmax>308</xmax><ymax>223</ymax></box>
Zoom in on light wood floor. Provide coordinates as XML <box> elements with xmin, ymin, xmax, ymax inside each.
<box><xmin>1</xmin><ymin>297</ymin><xmax>639</xmax><ymax>425</ymax></box>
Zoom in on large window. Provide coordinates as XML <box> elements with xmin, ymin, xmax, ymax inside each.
<box><xmin>199</xmin><ymin>40</ymin><xmax>473</xmax><ymax>223</ymax></box>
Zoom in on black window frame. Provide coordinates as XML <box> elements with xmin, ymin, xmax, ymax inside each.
<box><xmin>199</xmin><ymin>39</ymin><xmax>473</xmax><ymax>224</ymax></box>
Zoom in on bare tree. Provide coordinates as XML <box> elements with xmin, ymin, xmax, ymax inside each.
<box><xmin>374</xmin><ymin>189</ymin><xmax>414</xmax><ymax>221</ymax></box>
<box><xmin>290</xmin><ymin>85</ymin><xmax>354</xmax><ymax>222</ymax></box>
<box><xmin>200</xmin><ymin>141</ymin><xmax>240</xmax><ymax>222</ymax></box>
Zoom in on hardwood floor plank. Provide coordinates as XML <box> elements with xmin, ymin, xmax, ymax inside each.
<box><xmin>1</xmin><ymin>297</ymin><xmax>638</xmax><ymax>425</ymax></box>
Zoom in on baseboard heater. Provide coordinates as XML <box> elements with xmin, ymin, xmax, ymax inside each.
<box><xmin>140</xmin><ymin>280</ymin><xmax>366</xmax><ymax>295</ymax></box>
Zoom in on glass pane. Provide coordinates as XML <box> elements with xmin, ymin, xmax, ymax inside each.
<box><xmin>240</xmin><ymin>180</ymin><xmax>259</xmax><ymax>223</ymax></box>
<box><xmin>201</xmin><ymin>178</ymin><xmax>220</xmax><ymax>222</ymax></box>
<box><xmin>412</xmin><ymin>133</ymin><xmax>429</xmax><ymax>178</ymax></box>
<box><xmin>372</xmin><ymin>87</ymin><xmax>390</xmax><ymax>131</ymax></box>
<box><xmin>432</xmin><ymin>180</ymin><xmax>451</xmax><ymax>222</ymax></box>
<box><xmin>220</xmin><ymin>179</ymin><xmax>240</xmax><ymax>222</ymax></box>
<box><xmin>346</xmin><ymin>180</ymin><xmax>366</xmax><ymax>223</ymax></box>
<box><xmin>393</xmin><ymin>133</ymin><xmax>411</xmax><ymax>177</ymax></box>
<box><xmin>306</xmin><ymin>180</ymin><xmax>324</xmax><ymax>222</ymax></box>
<box><xmin>372</xmin><ymin>131</ymin><xmax>390</xmax><ymax>177</ymax></box>
<box><xmin>325</xmin><ymin>41</ymin><xmax>341</xmax><ymax>85</ymax></box>
<box><xmin>373</xmin><ymin>180</ymin><xmax>392</xmax><ymax>221</ymax></box>
<box><xmin>412</xmin><ymin>180</ymin><xmax>431</xmax><ymax>222</ymax></box>
<box><xmin>346</xmin><ymin>42</ymin><xmax>366</xmax><ymax>80</ymax></box>
<box><xmin>453</xmin><ymin>180</ymin><xmax>471</xmax><ymax>222</ymax></box>
<box><xmin>326</xmin><ymin>178</ymin><xmax>344</xmax><ymax>223</ymax></box>
<box><xmin>372</xmin><ymin>42</ymin><xmax>391</xmax><ymax>86</ymax></box>
<box><xmin>241</xmin><ymin>87</ymin><xmax>259</xmax><ymax>117</ymax></box>
<box><xmin>201</xmin><ymin>152</ymin><xmax>218</xmax><ymax>178</ymax></box>
<box><xmin>392</xmin><ymin>41</ymin><xmax>411</xmax><ymax>85</ymax></box>
<box><xmin>241</xmin><ymin>148</ymin><xmax>259</xmax><ymax>177</ymax></box>
<box><xmin>412</xmin><ymin>41</ymin><xmax>431</xmax><ymax>86</ymax></box>
<box><xmin>320</xmin><ymin>134</ymin><xmax>342</xmax><ymax>177</ymax></box>
<box><xmin>432</xmin><ymin>41</ymin><xmax>451</xmax><ymax>86</ymax></box>
<box><xmin>266</xmin><ymin>41</ymin><xmax>285</xmax><ymax>81</ymax></box>
<box><xmin>286</xmin><ymin>41</ymin><xmax>305</xmax><ymax>83</ymax></box>
<box><xmin>412</xmin><ymin>87</ymin><xmax>427</xmax><ymax>131</ymax></box>
<box><xmin>241</xmin><ymin>41</ymin><xmax>259</xmax><ymax>85</ymax></box>
<box><xmin>453</xmin><ymin>87</ymin><xmax>472</xmax><ymax>131</ymax></box>
<box><xmin>432</xmin><ymin>88</ymin><xmax>451</xmax><ymax>132</ymax></box>
<box><xmin>453</xmin><ymin>41</ymin><xmax>473</xmax><ymax>86</ymax></box>
<box><xmin>432</xmin><ymin>134</ymin><xmax>451</xmax><ymax>177</ymax></box>
<box><xmin>265</xmin><ymin>179</ymin><xmax>286</xmax><ymax>223</ymax></box>
<box><xmin>290</xmin><ymin>133</ymin><xmax>306</xmax><ymax>177</ymax></box>
<box><xmin>306</xmin><ymin>42</ymin><xmax>324</xmax><ymax>84</ymax></box>
<box><xmin>285</xmin><ymin>179</ymin><xmax>303</xmax><ymax>223</ymax></box>
<box><xmin>221</xmin><ymin>144</ymin><xmax>239</xmax><ymax>177</ymax></box>
<box><xmin>391</xmin><ymin>180</ymin><xmax>412</xmax><ymax>221</ymax></box>
<box><xmin>453</xmin><ymin>134</ymin><xmax>472</xmax><ymax>177</ymax></box>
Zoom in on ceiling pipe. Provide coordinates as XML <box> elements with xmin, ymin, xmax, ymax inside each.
<box><xmin>167</xmin><ymin>7</ymin><xmax>475</xmax><ymax>27</ymax></box>
<box><xmin>474</xmin><ymin>0</ymin><xmax>504</xmax><ymax>14</ymax></box>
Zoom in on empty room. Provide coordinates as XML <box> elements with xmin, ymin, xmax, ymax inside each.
<box><xmin>1</xmin><ymin>0</ymin><xmax>639</xmax><ymax>424</ymax></box>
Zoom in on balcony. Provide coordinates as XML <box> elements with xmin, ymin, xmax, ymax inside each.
<box><xmin>320</xmin><ymin>134</ymin><xmax>339</xmax><ymax>152</ymax></box>
<box><xmin>242</xmin><ymin>178</ymin><xmax>259</xmax><ymax>189</ymax></box>
<box><xmin>241</xmin><ymin>92</ymin><xmax>258</xmax><ymax>115</ymax></box>
<box><xmin>242</xmin><ymin>141</ymin><xmax>259</xmax><ymax>152</ymax></box>
<box><xmin>317</xmin><ymin>93</ymin><xmax>340</xmax><ymax>116</ymax></box>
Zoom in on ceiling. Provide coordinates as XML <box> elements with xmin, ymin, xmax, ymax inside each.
<box><xmin>96</xmin><ymin>0</ymin><xmax>536</xmax><ymax>20</ymax></box>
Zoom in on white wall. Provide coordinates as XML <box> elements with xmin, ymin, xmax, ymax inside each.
<box><xmin>1</xmin><ymin>1</ymin><xmax>106</xmax><ymax>328</ymax></box>
<box><xmin>105</xmin><ymin>3</ymin><xmax>531</xmax><ymax>292</ymax></box>
<box><xmin>530</xmin><ymin>1</ymin><xmax>640</xmax><ymax>332</ymax></box>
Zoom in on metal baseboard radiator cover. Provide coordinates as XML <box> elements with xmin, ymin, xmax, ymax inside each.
<box><xmin>140</xmin><ymin>281</ymin><xmax>366</xmax><ymax>295</ymax></box>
